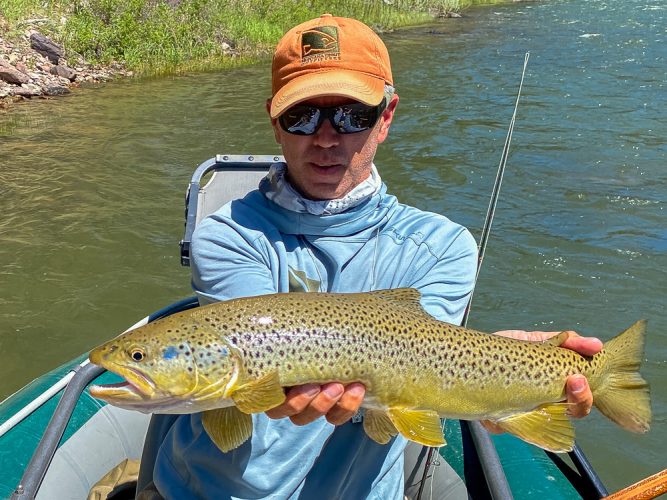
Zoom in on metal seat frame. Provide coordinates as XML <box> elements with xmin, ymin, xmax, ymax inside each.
<box><xmin>179</xmin><ymin>154</ymin><xmax>282</xmax><ymax>266</ymax></box>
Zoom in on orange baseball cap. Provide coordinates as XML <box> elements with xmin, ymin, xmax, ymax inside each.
<box><xmin>270</xmin><ymin>14</ymin><xmax>393</xmax><ymax>118</ymax></box>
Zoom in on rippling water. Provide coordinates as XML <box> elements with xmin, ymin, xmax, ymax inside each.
<box><xmin>1</xmin><ymin>0</ymin><xmax>665</xmax><ymax>492</ymax></box>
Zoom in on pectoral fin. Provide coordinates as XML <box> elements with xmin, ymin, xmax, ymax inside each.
<box><xmin>231</xmin><ymin>371</ymin><xmax>285</xmax><ymax>414</ymax></box>
<box><xmin>387</xmin><ymin>408</ymin><xmax>446</xmax><ymax>447</ymax></box>
<box><xmin>493</xmin><ymin>403</ymin><xmax>575</xmax><ymax>453</ymax></box>
<box><xmin>202</xmin><ymin>406</ymin><xmax>253</xmax><ymax>452</ymax></box>
<box><xmin>364</xmin><ymin>409</ymin><xmax>398</xmax><ymax>444</ymax></box>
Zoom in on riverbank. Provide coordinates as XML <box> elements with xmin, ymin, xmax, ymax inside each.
<box><xmin>0</xmin><ymin>0</ymin><xmax>476</xmax><ymax>109</ymax></box>
<box><xmin>0</xmin><ymin>28</ymin><xmax>133</xmax><ymax>105</ymax></box>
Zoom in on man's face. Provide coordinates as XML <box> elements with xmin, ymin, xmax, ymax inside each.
<box><xmin>268</xmin><ymin>94</ymin><xmax>398</xmax><ymax>201</ymax></box>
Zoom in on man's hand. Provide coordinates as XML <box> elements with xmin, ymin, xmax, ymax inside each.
<box><xmin>482</xmin><ymin>329</ymin><xmax>603</xmax><ymax>433</ymax></box>
<box><xmin>265</xmin><ymin>382</ymin><xmax>366</xmax><ymax>426</ymax></box>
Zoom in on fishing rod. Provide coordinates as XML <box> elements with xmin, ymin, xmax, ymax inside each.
<box><xmin>417</xmin><ymin>52</ymin><xmax>608</xmax><ymax>500</ymax></box>
<box><xmin>415</xmin><ymin>51</ymin><xmax>530</xmax><ymax>500</ymax></box>
<box><xmin>467</xmin><ymin>51</ymin><xmax>529</xmax><ymax>315</ymax></box>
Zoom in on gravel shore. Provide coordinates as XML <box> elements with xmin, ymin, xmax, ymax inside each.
<box><xmin>0</xmin><ymin>25</ymin><xmax>132</xmax><ymax>109</ymax></box>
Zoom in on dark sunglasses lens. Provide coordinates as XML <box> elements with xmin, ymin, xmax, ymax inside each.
<box><xmin>279</xmin><ymin>101</ymin><xmax>383</xmax><ymax>135</ymax></box>
<box><xmin>279</xmin><ymin>106</ymin><xmax>321</xmax><ymax>135</ymax></box>
<box><xmin>333</xmin><ymin>104</ymin><xmax>379</xmax><ymax>134</ymax></box>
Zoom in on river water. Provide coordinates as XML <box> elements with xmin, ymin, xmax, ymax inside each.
<box><xmin>0</xmin><ymin>0</ymin><xmax>664</xmax><ymax>493</ymax></box>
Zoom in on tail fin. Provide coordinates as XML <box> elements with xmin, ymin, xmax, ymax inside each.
<box><xmin>593</xmin><ymin>320</ymin><xmax>651</xmax><ymax>433</ymax></box>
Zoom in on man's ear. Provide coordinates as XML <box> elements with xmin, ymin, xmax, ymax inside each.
<box><xmin>377</xmin><ymin>94</ymin><xmax>399</xmax><ymax>144</ymax></box>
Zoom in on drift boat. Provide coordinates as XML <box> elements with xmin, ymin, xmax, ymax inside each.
<box><xmin>0</xmin><ymin>155</ymin><xmax>610</xmax><ymax>499</ymax></box>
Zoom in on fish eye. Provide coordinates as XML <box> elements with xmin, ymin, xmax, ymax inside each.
<box><xmin>130</xmin><ymin>348</ymin><xmax>145</xmax><ymax>362</ymax></box>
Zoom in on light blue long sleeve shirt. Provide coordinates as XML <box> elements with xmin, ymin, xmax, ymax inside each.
<box><xmin>153</xmin><ymin>183</ymin><xmax>477</xmax><ymax>499</ymax></box>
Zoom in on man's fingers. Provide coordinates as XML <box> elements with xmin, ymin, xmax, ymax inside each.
<box><xmin>264</xmin><ymin>382</ymin><xmax>366</xmax><ymax>426</ymax></box>
<box><xmin>559</xmin><ymin>332</ymin><xmax>603</xmax><ymax>357</ymax></box>
<box><xmin>265</xmin><ymin>384</ymin><xmax>321</xmax><ymax>420</ymax></box>
<box><xmin>288</xmin><ymin>383</ymin><xmax>344</xmax><ymax>426</ymax></box>
<box><xmin>494</xmin><ymin>329</ymin><xmax>603</xmax><ymax>358</ymax></box>
<box><xmin>566</xmin><ymin>374</ymin><xmax>593</xmax><ymax>418</ymax></box>
<box><xmin>325</xmin><ymin>383</ymin><xmax>366</xmax><ymax>425</ymax></box>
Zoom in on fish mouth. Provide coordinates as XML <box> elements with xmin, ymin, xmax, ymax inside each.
<box><xmin>89</xmin><ymin>364</ymin><xmax>157</xmax><ymax>403</ymax></box>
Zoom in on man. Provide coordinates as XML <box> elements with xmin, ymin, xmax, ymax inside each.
<box><xmin>149</xmin><ymin>14</ymin><xmax>601</xmax><ymax>499</ymax></box>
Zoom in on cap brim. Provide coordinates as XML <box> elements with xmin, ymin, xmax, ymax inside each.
<box><xmin>270</xmin><ymin>70</ymin><xmax>386</xmax><ymax>118</ymax></box>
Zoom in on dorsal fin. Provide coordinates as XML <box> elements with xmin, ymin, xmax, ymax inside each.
<box><xmin>366</xmin><ymin>288</ymin><xmax>424</xmax><ymax>311</ymax></box>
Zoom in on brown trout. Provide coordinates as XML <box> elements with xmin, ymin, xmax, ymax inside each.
<box><xmin>89</xmin><ymin>289</ymin><xmax>651</xmax><ymax>453</ymax></box>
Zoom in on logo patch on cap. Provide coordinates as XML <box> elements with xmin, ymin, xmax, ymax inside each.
<box><xmin>301</xmin><ymin>26</ymin><xmax>340</xmax><ymax>64</ymax></box>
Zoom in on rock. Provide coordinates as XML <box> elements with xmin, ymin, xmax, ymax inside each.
<box><xmin>29</xmin><ymin>32</ymin><xmax>64</xmax><ymax>64</ymax></box>
<box><xmin>13</xmin><ymin>83</ymin><xmax>42</xmax><ymax>97</ymax></box>
<box><xmin>0</xmin><ymin>59</ymin><xmax>30</xmax><ymax>85</ymax></box>
<box><xmin>50</xmin><ymin>64</ymin><xmax>77</xmax><ymax>81</ymax></box>
<box><xmin>44</xmin><ymin>85</ymin><xmax>70</xmax><ymax>96</ymax></box>
<box><xmin>437</xmin><ymin>10</ymin><xmax>463</xmax><ymax>18</ymax></box>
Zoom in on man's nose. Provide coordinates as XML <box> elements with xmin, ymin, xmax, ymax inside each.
<box><xmin>312</xmin><ymin>119</ymin><xmax>340</xmax><ymax>147</ymax></box>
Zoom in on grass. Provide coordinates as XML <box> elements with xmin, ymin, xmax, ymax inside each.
<box><xmin>0</xmin><ymin>0</ymin><xmax>486</xmax><ymax>76</ymax></box>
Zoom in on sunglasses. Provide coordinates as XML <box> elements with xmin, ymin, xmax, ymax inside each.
<box><xmin>278</xmin><ymin>100</ymin><xmax>386</xmax><ymax>136</ymax></box>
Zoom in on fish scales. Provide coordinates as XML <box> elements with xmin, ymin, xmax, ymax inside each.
<box><xmin>192</xmin><ymin>292</ymin><xmax>583</xmax><ymax>416</ymax></box>
<box><xmin>89</xmin><ymin>288</ymin><xmax>651</xmax><ymax>453</ymax></box>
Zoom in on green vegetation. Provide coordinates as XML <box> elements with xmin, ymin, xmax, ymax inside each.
<box><xmin>0</xmin><ymin>0</ymin><xmax>478</xmax><ymax>75</ymax></box>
